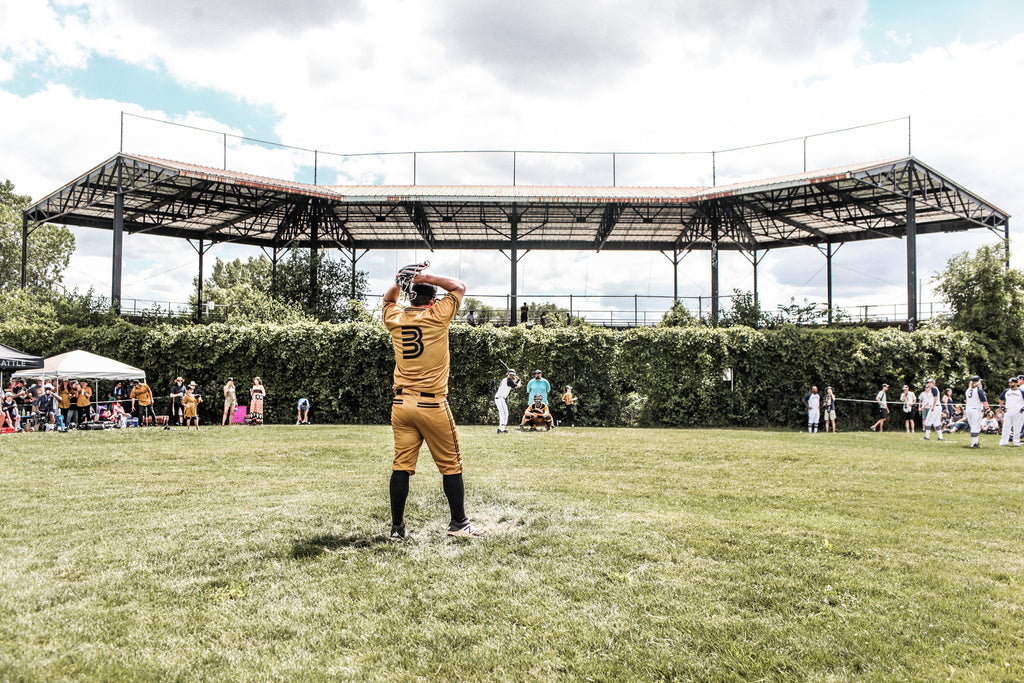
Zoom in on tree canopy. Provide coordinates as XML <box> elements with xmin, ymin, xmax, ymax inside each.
<box><xmin>193</xmin><ymin>251</ymin><xmax>369</xmax><ymax>323</ymax></box>
<box><xmin>1</xmin><ymin>179</ymin><xmax>75</xmax><ymax>291</ymax></box>
<box><xmin>932</xmin><ymin>243</ymin><xmax>1024</xmax><ymax>346</ymax></box>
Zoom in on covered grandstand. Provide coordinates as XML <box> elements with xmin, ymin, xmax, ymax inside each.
<box><xmin>20</xmin><ymin>153</ymin><xmax>1009</xmax><ymax>328</ymax></box>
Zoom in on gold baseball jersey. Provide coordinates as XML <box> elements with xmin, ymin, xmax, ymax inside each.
<box><xmin>382</xmin><ymin>292</ymin><xmax>461</xmax><ymax>397</ymax></box>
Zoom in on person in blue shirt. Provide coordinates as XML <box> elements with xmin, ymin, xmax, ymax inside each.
<box><xmin>526</xmin><ymin>370</ymin><xmax>551</xmax><ymax>406</ymax></box>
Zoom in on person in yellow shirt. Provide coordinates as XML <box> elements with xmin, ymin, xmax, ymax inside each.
<box><xmin>382</xmin><ymin>263</ymin><xmax>483</xmax><ymax>540</ymax></box>
<box><xmin>560</xmin><ymin>385</ymin><xmax>578</xmax><ymax>427</ymax></box>
<box><xmin>520</xmin><ymin>393</ymin><xmax>554</xmax><ymax>431</ymax></box>
<box><xmin>58</xmin><ymin>381</ymin><xmax>72</xmax><ymax>428</ymax></box>
<box><xmin>182</xmin><ymin>384</ymin><xmax>201</xmax><ymax>431</ymax></box>
<box><xmin>76</xmin><ymin>380</ymin><xmax>93</xmax><ymax>423</ymax></box>
<box><xmin>131</xmin><ymin>379</ymin><xmax>156</xmax><ymax>425</ymax></box>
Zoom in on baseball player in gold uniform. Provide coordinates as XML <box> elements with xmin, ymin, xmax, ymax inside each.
<box><xmin>382</xmin><ymin>263</ymin><xmax>483</xmax><ymax>540</ymax></box>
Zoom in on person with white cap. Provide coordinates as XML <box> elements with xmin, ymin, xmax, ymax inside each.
<box><xmin>998</xmin><ymin>376</ymin><xmax>1024</xmax><ymax>447</ymax></box>
<box><xmin>493</xmin><ymin>368</ymin><xmax>522</xmax><ymax>434</ymax></box>
<box><xmin>921</xmin><ymin>378</ymin><xmax>944</xmax><ymax>441</ymax></box>
<box><xmin>870</xmin><ymin>383</ymin><xmax>890</xmax><ymax>432</ymax></box>
<box><xmin>964</xmin><ymin>375</ymin><xmax>990</xmax><ymax>448</ymax></box>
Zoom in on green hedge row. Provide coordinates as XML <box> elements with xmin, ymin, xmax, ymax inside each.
<box><xmin>2</xmin><ymin>319</ymin><xmax>1008</xmax><ymax>428</ymax></box>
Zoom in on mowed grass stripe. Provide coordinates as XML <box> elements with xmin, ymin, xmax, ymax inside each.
<box><xmin>1</xmin><ymin>425</ymin><xmax>1022</xmax><ymax>681</ymax></box>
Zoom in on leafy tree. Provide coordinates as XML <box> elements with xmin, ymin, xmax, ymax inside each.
<box><xmin>932</xmin><ymin>243</ymin><xmax>1024</xmax><ymax>346</ymax></box>
<box><xmin>1</xmin><ymin>179</ymin><xmax>75</xmax><ymax>291</ymax></box>
<box><xmin>660</xmin><ymin>300</ymin><xmax>702</xmax><ymax>327</ymax></box>
<box><xmin>461</xmin><ymin>297</ymin><xmax>502</xmax><ymax>325</ymax></box>
<box><xmin>720</xmin><ymin>289</ymin><xmax>780</xmax><ymax>329</ymax></box>
<box><xmin>194</xmin><ymin>251</ymin><xmax>368</xmax><ymax>323</ymax></box>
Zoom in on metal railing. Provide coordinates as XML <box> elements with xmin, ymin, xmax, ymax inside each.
<box><xmin>92</xmin><ymin>293</ymin><xmax>947</xmax><ymax>327</ymax></box>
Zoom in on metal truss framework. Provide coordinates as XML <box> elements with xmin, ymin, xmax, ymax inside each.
<box><xmin>22</xmin><ymin>154</ymin><xmax>1010</xmax><ymax>328</ymax></box>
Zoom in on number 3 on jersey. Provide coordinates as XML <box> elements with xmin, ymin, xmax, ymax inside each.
<box><xmin>400</xmin><ymin>326</ymin><xmax>424</xmax><ymax>359</ymax></box>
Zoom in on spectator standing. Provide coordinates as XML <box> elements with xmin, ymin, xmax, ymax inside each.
<box><xmin>520</xmin><ymin>303</ymin><xmax>529</xmax><ymax>325</ymax></box>
<box><xmin>901</xmin><ymin>385</ymin><xmax>917</xmax><ymax>433</ymax></box>
<box><xmin>170</xmin><ymin>377</ymin><xmax>186</xmax><ymax>426</ymax></box>
<box><xmin>182</xmin><ymin>384</ymin><xmax>201</xmax><ymax>430</ymax></box>
<box><xmin>58</xmin><ymin>381</ymin><xmax>71</xmax><ymax>428</ymax></box>
<box><xmin>823</xmin><ymin>386</ymin><xmax>837</xmax><ymax>433</ymax></box>
<box><xmin>132</xmin><ymin>379</ymin><xmax>156</xmax><ymax>425</ymax></box>
<box><xmin>222</xmin><ymin>377</ymin><xmax>237</xmax><ymax>426</ymax></box>
<box><xmin>998</xmin><ymin>376</ymin><xmax>1024</xmax><ymax>447</ymax></box>
<box><xmin>870</xmin><ymin>383</ymin><xmax>889</xmax><ymax>432</ymax></box>
<box><xmin>526</xmin><ymin>370</ymin><xmax>551</xmax><ymax>406</ymax></box>
<box><xmin>297</xmin><ymin>398</ymin><xmax>310</xmax><ymax>425</ymax></box>
<box><xmin>466</xmin><ymin>310</ymin><xmax>477</xmax><ymax>326</ymax></box>
<box><xmin>77</xmin><ymin>380</ymin><xmax>93</xmax><ymax>423</ymax></box>
<box><xmin>494</xmin><ymin>369</ymin><xmax>522</xmax><ymax>434</ymax></box>
<box><xmin>250</xmin><ymin>377</ymin><xmax>266</xmax><ymax>425</ymax></box>
<box><xmin>801</xmin><ymin>386</ymin><xmax>821</xmax><ymax>433</ymax></box>
<box><xmin>942</xmin><ymin>388</ymin><xmax>956</xmax><ymax>422</ymax></box>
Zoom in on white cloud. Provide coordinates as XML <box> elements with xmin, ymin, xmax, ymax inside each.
<box><xmin>2</xmin><ymin>1</ymin><xmax>1021</xmax><ymax>319</ymax></box>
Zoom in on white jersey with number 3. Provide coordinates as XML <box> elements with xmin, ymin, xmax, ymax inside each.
<box><xmin>965</xmin><ymin>387</ymin><xmax>987</xmax><ymax>412</ymax></box>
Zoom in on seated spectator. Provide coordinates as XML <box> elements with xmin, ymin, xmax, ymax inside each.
<box><xmin>2</xmin><ymin>392</ymin><xmax>20</xmax><ymax>431</ymax></box>
<box><xmin>981</xmin><ymin>410</ymin><xmax>1000</xmax><ymax>434</ymax></box>
<box><xmin>109</xmin><ymin>401</ymin><xmax>128</xmax><ymax>428</ymax></box>
<box><xmin>36</xmin><ymin>384</ymin><xmax>58</xmax><ymax>428</ymax></box>
<box><xmin>944</xmin><ymin>405</ymin><xmax>968</xmax><ymax>433</ymax></box>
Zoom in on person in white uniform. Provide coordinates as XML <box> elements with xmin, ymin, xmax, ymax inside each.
<box><xmin>801</xmin><ymin>386</ymin><xmax>821</xmax><ymax>433</ymax></box>
<box><xmin>964</xmin><ymin>375</ymin><xmax>990</xmax><ymax>448</ymax></box>
<box><xmin>494</xmin><ymin>369</ymin><xmax>522</xmax><ymax>434</ymax></box>
<box><xmin>921</xmin><ymin>378</ymin><xmax>944</xmax><ymax>441</ymax></box>
<box><xmin>998</xmin><ymin>376</ymin><xmax>1024</xmax><ymax>447</ymax></box>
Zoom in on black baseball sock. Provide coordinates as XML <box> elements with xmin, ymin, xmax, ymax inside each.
<box><xmin>389</xmin><ymin>471</ymin><xmax>410</xmax><ymax>527</ymax></box>
<box><xmin>442</xmin><ymin>473</ymin><xmax>466</xmax><ymax>525</ymax></box>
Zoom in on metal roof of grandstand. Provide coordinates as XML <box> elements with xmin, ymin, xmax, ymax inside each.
<box><xmin>24</xmin><ymin>153</ymin><xmax>1009</xmax><ymax>253</ymax></box>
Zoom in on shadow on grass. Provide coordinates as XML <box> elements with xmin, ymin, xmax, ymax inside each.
<box><xmin>289</xmin><ymin>532</ymin><xmax>382</xmax><ymax>558</ymax></box>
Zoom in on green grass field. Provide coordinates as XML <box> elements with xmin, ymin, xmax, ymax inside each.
<box><xmin>2</xmin><ymin>425</ymin><xmax>1022</xmax><ymax>681</ymax></box>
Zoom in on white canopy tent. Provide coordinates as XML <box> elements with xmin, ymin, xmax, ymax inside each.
<box><xmin>11</xmin><ymin>350</ymin><xmax>146</xmax><ymax>382</ymax></box>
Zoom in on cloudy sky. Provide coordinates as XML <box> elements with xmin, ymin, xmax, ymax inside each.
<box><xmin>1</xmin><ymin>0</ymin><xmax>1022</xmax><ymax>321</ymax></box>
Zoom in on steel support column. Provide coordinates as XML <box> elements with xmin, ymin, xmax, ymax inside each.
<box><xmin>271</xmin><ymin>247</ymin><xmax>279</xmax><ymax>295</ymax></box>
<box><xmin>673</xmin><ymin>250</ymin><xmax>679</xmax><ymax>301</ymax></box>
<box><xmin>710</xmin><ymin>207</ymin><xmax>720</xmax><ymax>326</ymax></box>
<box><xmin>309</xmin><ymin>212</ymin><xmax>319</xmax><ymax>313</ymax></box>
<box><xmin>20</xmin><ymin>214</ymin><xmax>29</xmax><ymax>289</ymax></box>
<box><xmin>509</xmin><ymin>214</ymin><xmax>518</xmax><ymax>326</ymax></box>
<box><xmin>906</xmin><ymin>195</ymin><xmax>917</xmax><ymax>331</ymax></box>
<box><xmin>197</xmin><ymin>238</ymin><xmax>205</xmax><ymax>320</ymax></box>
<box><xmin>112</xmin><ymin>191</ymin><xmax>124</xmax><ymax>313</ymax></box>
<box><xmin>752</xmin><ymin>249</ymin><xmax>759</xmax><ymax>310</ymax></box>
<box><xmin>1005</xmin><ymin>221</ymin><xmax>1012</xmax><ymax>269</ymax></box>
<box><xmin>826</xmin><ymin>243</ymin><xmax>834</xmax><ymax>325</ymax></box>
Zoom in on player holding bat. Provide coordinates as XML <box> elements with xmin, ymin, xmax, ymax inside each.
<box><xmin>382</xmin><ymin>261</ymin><xmax>484</xmax><ymax>539</ymax></box>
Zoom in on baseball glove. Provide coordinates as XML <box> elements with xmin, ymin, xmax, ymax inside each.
<box><xmin>395</xmin><ymin>260</ymin><xmax>429</xmax><ymax>298</ymax></box>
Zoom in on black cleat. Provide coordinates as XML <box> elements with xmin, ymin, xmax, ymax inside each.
<box><xmin>389</xmin><ymin>524</ymin><xmax>408</xmax><ymax>541</ymax></box>
<box><xmin>447</xmin><ymin>520</ymin><xmax>486</xmax><ymax>538</ymax></box>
